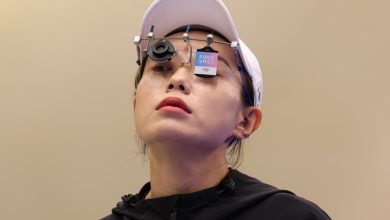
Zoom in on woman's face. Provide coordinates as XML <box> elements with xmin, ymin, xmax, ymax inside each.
<box><xmin>134</xmin><ymin>31</ymin><xmax>245</xmax><ymax>151</ymax></box>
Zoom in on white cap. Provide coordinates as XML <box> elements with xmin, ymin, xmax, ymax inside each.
<box><xmin>138</xmin><ymin>0</ymin><xmax>263</xmax><ymax>106</ymax></box>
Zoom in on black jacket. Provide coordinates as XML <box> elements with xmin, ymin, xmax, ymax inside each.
<box><xmin>101</xmin><ymin>169</ymin><xmax>331</xmax><ymax>220</ymax></box>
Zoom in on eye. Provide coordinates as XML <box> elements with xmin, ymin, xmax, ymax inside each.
<box><xmin>152</xmin><ymin>63</ymin><xmax>172</xmax><ymax>73</ymax></box>
<box><xmin>215</xmin><ymin>71</ymin><xmax>226</xmax><ymax>77</ymax></box>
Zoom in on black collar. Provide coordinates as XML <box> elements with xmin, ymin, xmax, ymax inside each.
<box><xmin>114</xmin><ymin>168</ymin><xmax>236</xmax><ymax>214</ymax></box>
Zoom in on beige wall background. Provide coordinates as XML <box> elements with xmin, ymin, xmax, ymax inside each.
<box><xmin>1</xmin><ymin>0</ymin><xmax>389</xmax><ymax>219</ymax></box>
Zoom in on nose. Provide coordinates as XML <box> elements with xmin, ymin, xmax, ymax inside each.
<box><xmin>166</xmin><ymin>65</ymin><xmax>192</xmax><ymax>95</ymax></box>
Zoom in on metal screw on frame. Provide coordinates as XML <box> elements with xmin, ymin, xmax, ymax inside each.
<box><xmin>133</xmin><ymin>35</ymin><xmax>141</xmax><ymax>65</ymax></box>
<box><xmin>182</xmin><ymin>25</ymin><xmax>193</xmax><ymax>65</ymax></box>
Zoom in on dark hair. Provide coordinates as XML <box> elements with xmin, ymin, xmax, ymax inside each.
<box><xmin>134</xmin><ymin>29</ymin><xmax>255</xmax><ymax>168</ymax></box>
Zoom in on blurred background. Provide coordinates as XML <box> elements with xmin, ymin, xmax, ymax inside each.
<box><xmin>1</xmin><ymin>0</ymin><xmax>389</xmax><ymax>219</ymax></box>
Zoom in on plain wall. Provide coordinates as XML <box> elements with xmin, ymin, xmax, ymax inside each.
<box><xmin>1</xmin><ymin>0</ymin><xmax>389</xmax><ymax>219</ymax></box>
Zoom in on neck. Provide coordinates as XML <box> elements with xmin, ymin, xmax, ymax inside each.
<box><xmin>148</xmin><ymin>143</ymin><xmax>228</xmax><ymax>199</ymax></box>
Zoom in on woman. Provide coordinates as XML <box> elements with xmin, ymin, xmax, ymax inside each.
<box><xmin>102</xmin><ymin>0</ymin><xmax>331</xmax><ymax>219</ymax></box>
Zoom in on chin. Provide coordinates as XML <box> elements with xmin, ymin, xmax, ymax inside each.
<box><xmin>140</xmin><ymin>127</ymin><xmax>225</xmax><ymax>151</ymax></box>
<box><xmin>140</xmin><ymin>126</ymin><xmax>193</xmax><ymax>145</ymax></box>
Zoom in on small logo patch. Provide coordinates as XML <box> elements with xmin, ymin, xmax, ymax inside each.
<box><xmin>194</xmin><ymin>50</ymin><xmax>218</xmax><ymax>76</ymax></box>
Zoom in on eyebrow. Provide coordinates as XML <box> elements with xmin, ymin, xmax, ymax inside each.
<box><xmin>218</xmin><ymin>56</ymin><xmax>232</xmax><ymax>68</ymax></box>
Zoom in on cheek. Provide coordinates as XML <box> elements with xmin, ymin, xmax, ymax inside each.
<box><xmin>205</xmin><ymin>81</ymin><xmax>242</xmax><ymax>110</ymax></box>
<box><xmin>134</xmin><ymin>79</ymin><xmax>156</xmax><ymax>122</ymax></box>
<box><xmin>197</xmin><ymin>85</ymin><xmax>243</xmax><ymax>129</ymax></box>
<box><xmin>135</xmin><ymin>75</ymin><xmax>163</xmax><ymax>104</ymax></box>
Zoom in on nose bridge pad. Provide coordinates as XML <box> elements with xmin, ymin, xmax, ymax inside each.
<box><xmin>175</xmin><ymin>47</ymin><xmax>192</xmax><ymax>66</ymax></box>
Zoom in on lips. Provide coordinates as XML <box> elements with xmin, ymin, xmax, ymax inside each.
<box><xmin>156</xmin><ymin>97</ymin><xmax>192</xmax><ymax>114</ymax></box>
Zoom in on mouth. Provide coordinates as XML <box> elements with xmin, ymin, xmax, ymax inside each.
<box><xmin>156</xmin><ymin>97</ymin><xmax>192</xmax><ymax>114</ymax></box>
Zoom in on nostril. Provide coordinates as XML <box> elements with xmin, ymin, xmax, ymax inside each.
<box><xmin>168</xmin><ymin>84</ymin><xmax>174</xmax><ymax>89</ymax></box>
<box><xmin>179</xmin><ymin>85</ymin><xmax>185</xmax><ymax>90</ymax></box>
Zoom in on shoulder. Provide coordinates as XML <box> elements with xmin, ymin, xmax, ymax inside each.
<box><xmin>263</xmin><ymin>192</ymin><xmax>331</xmax><ymax>219</ymax></box>
<box><xmin>229</xmin><ymin>170</ymin><xmax>331</xmax><ymax>220</ymax></box>
<box><xmin>99</xmin><ymin>213</ymin><xmax>122</xmax><ymax>220</ymax></box>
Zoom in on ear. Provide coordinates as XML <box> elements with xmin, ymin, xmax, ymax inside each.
<box><xmin>133</xmin><ymin>97</ymin><xmax>136</xmax><ymax>109</ymax></box>
<box><xmin>234</xmin><ymin>107</ymin><xmax>262</xmax><ymax>140</ymax></box>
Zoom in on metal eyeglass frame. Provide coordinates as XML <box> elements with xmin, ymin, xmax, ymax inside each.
<box><xmin>133</xmin><ymin>25</ymin><xmax>254</xmax><ymax>106</ymax></box>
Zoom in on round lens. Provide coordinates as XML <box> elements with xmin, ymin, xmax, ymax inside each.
<box><xmin>153</xmin><ymin>43</ymin><xmax>168</xmax><ymax>55</ymax></box>
<box><xmin>147</xmin><ymin>39</ymin><xmax>176</xmax><ymax>61</ymax></box>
